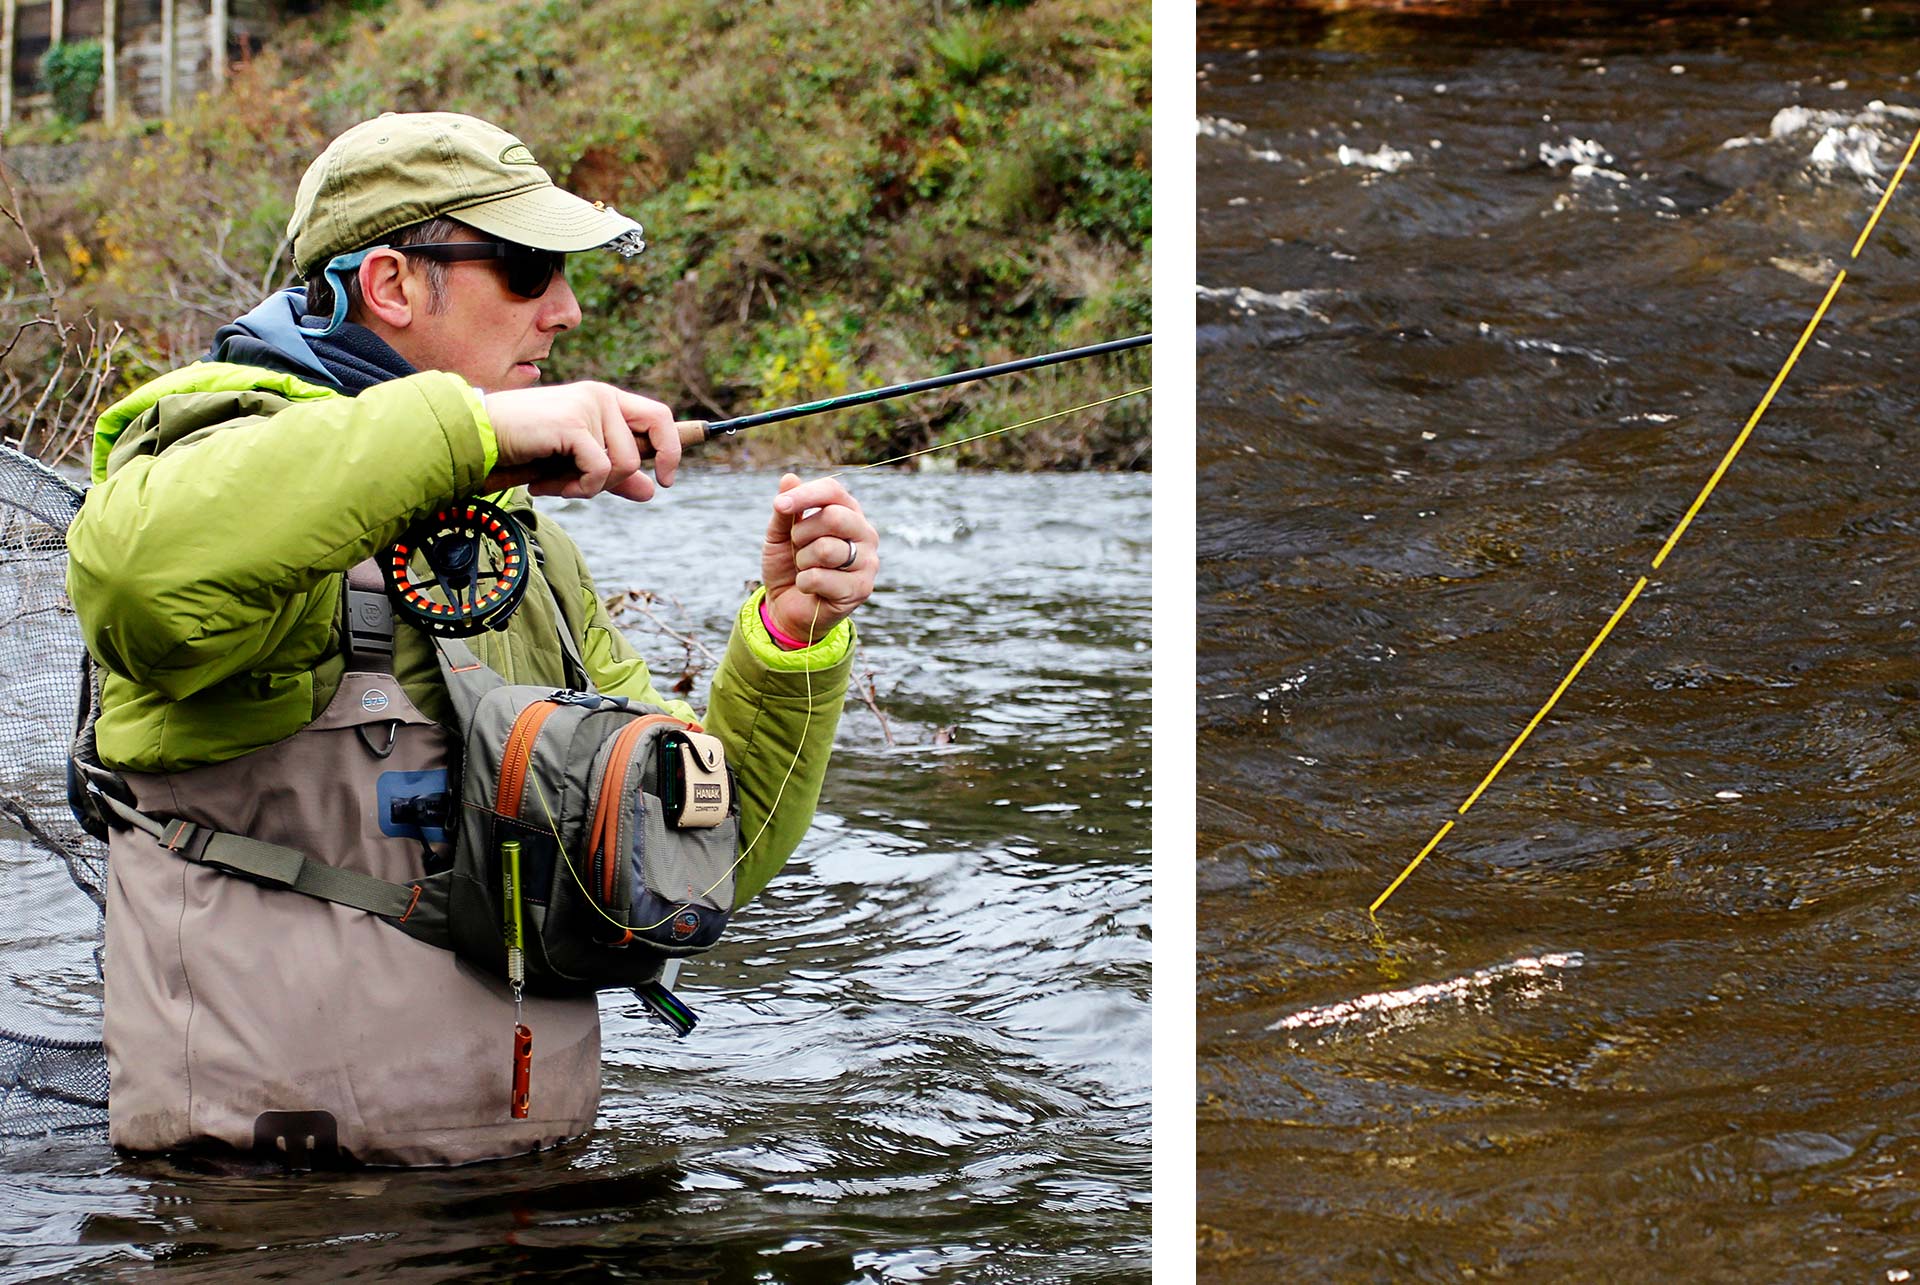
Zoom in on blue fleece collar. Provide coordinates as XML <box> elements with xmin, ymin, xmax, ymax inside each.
<box><xmin>218</xmin><ymin>288</ymin><xmax>335</xmax><ymax>383</ymax></box>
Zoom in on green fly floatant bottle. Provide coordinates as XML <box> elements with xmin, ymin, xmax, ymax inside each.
<box><xmin>501</xmin><ymin>838</ymin><xmax>531</xmax><ymax>1119</ymax></box>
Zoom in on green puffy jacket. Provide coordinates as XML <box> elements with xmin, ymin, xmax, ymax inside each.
<box><xmin>66</xmin><ymin>362</ymin><xmax>849</xmax><ymax>906</ymax></box>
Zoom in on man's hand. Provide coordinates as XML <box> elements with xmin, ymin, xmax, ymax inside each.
<box><xmin>762</xmin><ymin>474</ymin><xmax>878</xmax><ymax>644</ymax></box>
<box><xmin>480</xmin><ymin>382</ymin><xmax>681</xmax><ymax>500</ymax></box>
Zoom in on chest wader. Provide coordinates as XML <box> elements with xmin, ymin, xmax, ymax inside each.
<box><xmin>98</xmin><ymin>563</ymin><xmax>603</xmax><ymax>1167</ymax></box>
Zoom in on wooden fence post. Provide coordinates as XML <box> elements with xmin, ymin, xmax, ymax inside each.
<box><xmin>160</xmin><ymin>0</ymin><xmax>172</xmax><ymax>115</ymax></box>
<box><xmin>209</xmin><ymin>0</ymin><xmax>225</xmax><ymax>92</ymax></box>
<box><xmin>1</xmin><ymin>0</ymin><xmax>14</xmax><ymax>132</ymax></box>
<box><xmin>102</xmin><ymin>0</ymin><xmax>116</xmax><ymax>124</ymax></box>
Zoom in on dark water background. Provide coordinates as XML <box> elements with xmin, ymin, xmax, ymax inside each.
<box><xmin>1199</xmin><ymin>3</ymin><xmax>1920</xmax><ymax>1279</ymax></box>
<box><xmin>0</xmin><ymin>468</ymin><xmax>1150</xmax><ymax>1282</ymax></box>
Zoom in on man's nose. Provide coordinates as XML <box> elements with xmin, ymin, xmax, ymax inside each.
<box><xmin>541</xmin><ymin>273</ymin><xmax>583</xmax><ymax>332</ymax></box>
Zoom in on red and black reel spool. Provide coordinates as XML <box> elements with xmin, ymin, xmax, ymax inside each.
<box><xmin>383</xmin><ymin>498</ymin><xmax>531</xmax><ymax>637</ymax></box>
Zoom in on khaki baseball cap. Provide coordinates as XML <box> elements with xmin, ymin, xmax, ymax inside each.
<box><xmin>288</xmin><ymin>111</ymin><xmax>643</xmax><ymax>276</ymax></box>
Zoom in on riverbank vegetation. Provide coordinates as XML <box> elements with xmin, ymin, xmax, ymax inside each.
<box><xmin>1</xmin><ymin>0</ymin><xmax>1151</xmax><ymax>469</ymax></box>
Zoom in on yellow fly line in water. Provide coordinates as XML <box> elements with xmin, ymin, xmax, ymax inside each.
<box><xmin>1369</xmin><ymin>120</ymin><xmax>1920</xmax><ymax>918</ymax></box>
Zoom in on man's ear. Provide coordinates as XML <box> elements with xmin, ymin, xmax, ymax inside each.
<box><xmin>356</xmin><ymin>249</ymin><xmax>416</xmax><ymax>328</ymax></box>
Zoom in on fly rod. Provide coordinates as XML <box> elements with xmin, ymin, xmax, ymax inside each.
<box><xmin>671</xmin><ymin>333</ymin><xmax>1152</xmax><ymax>446</ymax></box>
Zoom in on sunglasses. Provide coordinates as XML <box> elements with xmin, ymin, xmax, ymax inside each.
<box><xmin>398</xmin><ymin>240</ymin><xmax>566</xmax><ymax>300</ymax></box>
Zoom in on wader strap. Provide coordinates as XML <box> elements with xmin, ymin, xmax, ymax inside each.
<box><xmin>343</xmin><ymin>559</ymin><xmax>396</xmax><ymax>673</ymax></box>
<box><xmin>429</xmin><ymin>635</ymin><xmax>497</xmax><ymax>727</ymax></box>
<box><xmin>554</xmin><ymin>596</ymin><xmax>590</xmax><ymax>691</ymax></box>
<box><xmin>523</xmin><ymin>523</ymin><xmax>592</xmax><ymax>692</ymax></box>
<box><xmin>100</xmin><ymin>795</ymin><xmax>419</xmax><ymax>920</ymax></box>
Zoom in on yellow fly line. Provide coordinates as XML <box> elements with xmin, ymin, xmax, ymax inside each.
<box><xmin>1370</xmin><ymin>119</ymin><xmax>1920</xmax><ymax>918</ymax></box>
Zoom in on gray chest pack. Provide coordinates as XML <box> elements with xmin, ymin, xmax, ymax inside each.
<box><xmin>75</xmin><ymin>559</ymin><xmax>743</xmax><ymax>1031</ymax></box>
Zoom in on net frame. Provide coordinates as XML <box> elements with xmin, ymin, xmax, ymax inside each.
<box><xmin>0</xmin><ymin>445</ymin><xmax>108</xmax><ymax>1139</ymax></box>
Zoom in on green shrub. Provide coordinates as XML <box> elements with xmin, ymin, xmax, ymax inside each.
<box><xmin>73</xmin><ymin>64</ymin><xmax>325</xmax><ymax>364</ymax></box>
<box><xmin>41</xmin><ymin>41</ymin><xmax>104</xmax><ymax>124</ymax></box>
<box><xmin>979</xmin><ymin>147</ymin><xmax>1063</xmax><ymax>227</ymax></box>
<box><xmin>928</xmin><ymin>20</ymin><xmax>1007</xmax><ymax>85</ymax></box>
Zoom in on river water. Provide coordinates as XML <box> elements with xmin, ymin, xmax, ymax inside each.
<box><xmin>0</xmin><ymin>467</ymin><xmax>1151</xmax><ymax>1281</ymax></box>
<box><xmin>1199</xmin><ymin>3</ymin><xmax>1920</xmax><ymax>1280</ymax></box>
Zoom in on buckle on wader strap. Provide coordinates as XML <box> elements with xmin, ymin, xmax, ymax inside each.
<box><xmin>253</xmin><ymin>1110</ymin><xmax>341</xmax><ymax>1168</ymax></box>
<box><xmin>344</xmin><ymin>560</ymin><xmax>395</xmax><ymax>671</ymax></box>
<box><xmin>160</xmin><ymin>817</ymin><xmax>209</xmax><ymax>858</ymax></box>
<box><xmin>157</xmin><ymin>816</ymin><xmax>308</xmax><ymax>892</ymax></box>
<box><xmin>158</xmin><ymin>817</ymin><xmax>308</xmax><ymax>890</ymax></box>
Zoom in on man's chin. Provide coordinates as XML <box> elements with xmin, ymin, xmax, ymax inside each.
<box><xmin>508</xmin><ymin>362</ymin><xmax>543</xmax><ymax>387</ymax></box>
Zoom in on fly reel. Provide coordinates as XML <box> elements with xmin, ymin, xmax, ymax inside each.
<box><xmin>384</xmin><ymin>498</ymin><xmax>531</xmax><ymax>637</ymax></box>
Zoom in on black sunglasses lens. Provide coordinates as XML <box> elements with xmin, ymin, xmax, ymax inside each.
<box><xmin>503</xmin><ymin>248</ymin><xmax>561</xmax><ymax>299</ymax></box>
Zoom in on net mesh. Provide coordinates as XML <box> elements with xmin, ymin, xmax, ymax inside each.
<box><xmin>0</xmin><ymin>447</ymin><xmax>109</xmax><ymax>1140</ymax></box>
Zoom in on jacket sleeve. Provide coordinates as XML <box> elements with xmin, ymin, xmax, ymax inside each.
<box><xmin>68</xmin><ymin>374</ymin><xmax>493</xmax><ymax>701</ymax></box>
<box><xmin>700</xmin><ymin>589</ymin><xmax>852</xmax><ymax>908</ymax></box>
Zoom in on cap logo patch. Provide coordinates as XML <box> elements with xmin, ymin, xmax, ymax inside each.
<box><xmin>499</xmin><ymin>144</ymin><xmax>538</xmax><ymax>166</ymax></box>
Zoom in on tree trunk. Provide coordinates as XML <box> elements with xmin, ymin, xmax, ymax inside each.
<box><xmin>160</xmin><ymin>0</ymin><xmax>173</xmax><ymax>115</ymax></box>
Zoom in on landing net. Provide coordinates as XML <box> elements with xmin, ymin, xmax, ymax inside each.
<box><xmin>0</xmin><ymin>446</ymin><xmax>109</xmax><ymax>1140</ymax></box>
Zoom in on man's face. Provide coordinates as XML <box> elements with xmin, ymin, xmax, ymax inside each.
<box><xmin>384</xmin><ymin>228</ymin><xmax>583</xmax><ymax>391</ymax></box>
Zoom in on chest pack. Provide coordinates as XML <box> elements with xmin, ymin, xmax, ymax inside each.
<box><xmin>419</xmin><ymin>625</ymin><xmax>741</xmax><ymax>1000</ymax></box>
<box><xmin>72</xmin><ymin>557</ymin><xmax>743</xmax><ymax>1021</ymax></box>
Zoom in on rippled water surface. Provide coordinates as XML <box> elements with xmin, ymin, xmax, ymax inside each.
<box><xmin>0</xmin><ymin>468</ymin><xmax>1150</xmax><ymax>1281</ymax></box>
<box><xmin>1199</xmin><ymin>4</ymin><xmax>1920</xmax><ymax>1280</ymax></box>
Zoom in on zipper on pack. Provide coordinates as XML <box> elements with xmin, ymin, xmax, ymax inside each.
<box><xmin>588</xmin><ymin>714</ymin><xmax>686</xmax><ymax>944</ymax></box>
<box><xmin>590</xmin><ymin>720</ymin><xmax>647</xmax><ymax>943</ymax></box>
<box><xmin>496</xmin><ymin>700</ymin><xmax>562</xmax><ymax>819</ymax></box>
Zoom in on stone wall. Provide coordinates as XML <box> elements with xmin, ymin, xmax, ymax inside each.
<box><xmin>1</xmin><ymin>137</ymin><xmax>112</xmax><ymax>186</ymax></box>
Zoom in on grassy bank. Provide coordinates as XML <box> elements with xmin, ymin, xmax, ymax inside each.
<box><xmin>1</xmin><ymin>0</ymin><xmax>1151</xmax><ymax>469</ymax></box>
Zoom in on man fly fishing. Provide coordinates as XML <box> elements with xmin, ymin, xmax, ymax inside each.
<box><xmin>64</xmin><ymin>111</ymin><xmax>879</xmax><ymax>1165</ymax></box>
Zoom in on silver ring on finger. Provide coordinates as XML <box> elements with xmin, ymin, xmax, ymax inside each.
<box><xmin>834</xmin><ymin>538</ymin><xmax>859</xmax><ymax>572</ymax></box>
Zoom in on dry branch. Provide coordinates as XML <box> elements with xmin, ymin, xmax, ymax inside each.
<box><xmin>0</xmin><ymin>162</ymin><xmax>124</xmax><ymax>464</ymax></box>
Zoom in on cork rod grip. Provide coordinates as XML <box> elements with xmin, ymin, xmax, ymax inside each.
<box><xmin>631</xmin><ymin>420</ymin><xmax>711</xmax><ymax>463</ymax></box>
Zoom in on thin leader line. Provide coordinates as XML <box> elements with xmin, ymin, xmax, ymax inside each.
<box><xmin>523</xmin><ymin>596</ymin><xmax>826</xmax><ymax>936</ymax></box>
<box><xmin>825</xmin><ymin>385</ymin><xmax>1152</xmax><ymax>477</ymax></box>
<box><xmin>1854</xmin><ymin>124</ymin><xmax>1920</xmax><ymax>258</ymax></box>
<box><xmin>1651</xmin><ymin>269</ymin><xmax>1846</xmax><ymax>571</ymax></box>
